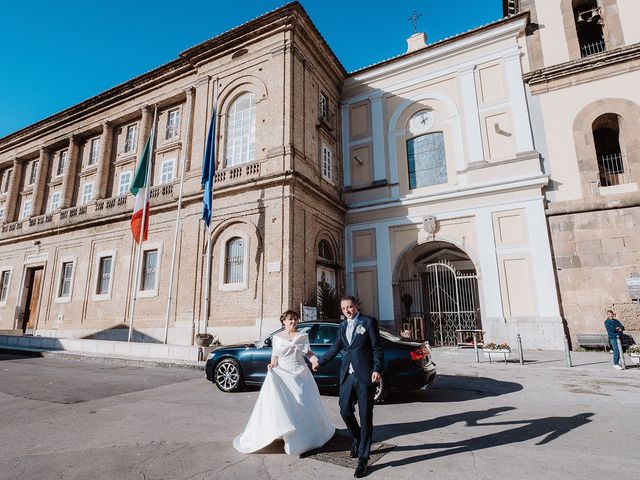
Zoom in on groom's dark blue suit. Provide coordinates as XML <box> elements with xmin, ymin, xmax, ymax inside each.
<box><xmin>318</xmin><ymin>314</ymin><xmax>384</xmax><ymax>460</ymax></box>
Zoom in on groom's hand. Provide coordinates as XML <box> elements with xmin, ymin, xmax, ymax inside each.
<box><xmin>371</xmin><ymin>372</ymin><xmax>381</xmax><ymax>383</ymax></box>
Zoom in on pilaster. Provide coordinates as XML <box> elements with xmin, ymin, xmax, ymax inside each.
<box><xmin>459</xmin><ymin>65</ymin><xmax>485</xmax><ymax>165</ymax></box>
<box><xmin>32</xmin><ymin>148</ymin><xmax>50</xmax><ymax>215</ymax></box>
<box><xmin>4</xmin><ymin>159</ymin><xmax>23</xmax><ymax>222</ymax></box>
<box><xmin>96</xmin><ymin>122</ymin><xmax>113</xmax><ymax>199</ymax></box>
<box><xmin>182</xmin><ymin>87</ymin><xmax>195</xmax><ymax>172</ymax></box>
<box><xmin>60</xmin><ymin>135</ymin><xmax>78</xmax><ymax>208</ymax></box>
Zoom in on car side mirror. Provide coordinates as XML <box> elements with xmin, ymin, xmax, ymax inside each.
<box><xmin>257</xmin><ymin>337</ymin><xmax>272</xmax><ymax>349</ymax></box>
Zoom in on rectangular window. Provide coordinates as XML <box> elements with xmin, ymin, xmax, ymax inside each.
<box><xmin>89</xmin><ymin>138</ymin><xmax>100</xmax><ymax>165</ymax></box>
<box><xmin>124</xmin><ymin>124</ymin><xmax>138</xmax><ymax>153</ymax></box>
<box><xmin>58</xmin><ymin>262</ymin><xmax>73</xmax><ymax>298</ymax></box>
<box><xmin>118</xmin><ymin>171</ymin><xmax>132</xmax><ymax>195</ymax></box>
<box><xmin>0</xmin><ymin>208</ymin><xmax>5</xmax><ymax>222</ymax></box>
<box><xmin>29</xmin><ymin>161</ymin><xmax>39</xmax><ymax>185</ymax></box>
<box><xmin>0</xmin><ymin>270</ymin><xmax>9</xmax><ymax>302</ymax></box>
<box><xmin>20</xmin><ymin>200</ymin><xmax>32</xmax><ymax>220</ymax></box>
<box><xmin>322</xmin><ymin>144</ymin><xmax>333</xmax><ymax>180</ymax></box>
<box><xmin>407</xmin><ymin>132</ymin><xmax>448</xmax><ymax>189</ymax></box>
<box><xmin>96</xmin><ymin>256</ymin><xmax>113</xmax><ymax>295</ymax></box>
<box><xmin>160</xmin><ymin>159</ymin><xmax>175</xmax><ymax>184</ymax></box>
<box><xmin>320</xmin><ymin>93</ymin><xmax>329</xmax><ymax>120</ymax></box>
<box><xmin>49</xmin><ymin>192</ymin><xmax>61</xmax><ymax>212</ymax></box>
<box><xmin>1</xmin><ymin>169</ymin><xmax>10</xmax><ymax>193</ymax></box>
<box><xmin>81</xmin><ymin>183</ymin><xmax>94</xmax><ymax>204</ymax></box>
<box><xmin>225</xmin><ymin>237</ymin><xmax>245</xmax><ymax>284</ymax></box>
<box><xmin>57</xmin><ymin>150</ymin><xmax>68</xmax><ymax>176</ymax></box>
<box><xmin>165</xmin><ymin>109</ymin><xmax>180</xmax><ymax>140</ymax></box>
<box><xmin>141</xmin><ymin>250</ymin><xmax>158</xmax><ymax>291</ymax></box>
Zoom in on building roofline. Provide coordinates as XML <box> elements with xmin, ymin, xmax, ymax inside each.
<box><xmin>347</xmin><ymin>11</ymin><xmax>530</xmax><ymax>77</ymax></box>
<box><xmin>0</xmin><ymin>1</ymin><xmax>345</xmax><ymax>147</ymax></box>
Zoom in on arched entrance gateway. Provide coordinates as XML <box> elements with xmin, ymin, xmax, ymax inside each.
<box><xmin>393</xmin><ymin>241</ymin><xmax>481</xmax><ymax>346</ymax></box>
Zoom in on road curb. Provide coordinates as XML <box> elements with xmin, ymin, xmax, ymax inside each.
<box><xmin>0</xmin><ymin>345</ymin><xmax>206</xmax><ymax>371</ymax></box>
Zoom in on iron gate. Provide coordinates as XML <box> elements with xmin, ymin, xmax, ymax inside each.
<box><xmin>395</xmin><ymin>261</ymin><xmax>480</xmax><ymax>346</ymax></box>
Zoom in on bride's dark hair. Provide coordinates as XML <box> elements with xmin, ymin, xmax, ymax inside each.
<box><xmin>280</xmin><ymin>310</ymin><xmax>299</xmax><ymax>326</ymax></box>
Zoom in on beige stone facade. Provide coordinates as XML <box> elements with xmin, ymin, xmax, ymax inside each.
<box><xmin>511</xmin><ymin>0</ymin><xmax>640</xmax><ymax>339</ymax></box>
<box><xmin>341</xmin><ymin>13</ymin><xmax>565</xmax><ymax>350</ymax></box>
<box><xmin>0</xmin><ymin>4</ymin><xmax>346</xmax><ymax>345</ymax></box>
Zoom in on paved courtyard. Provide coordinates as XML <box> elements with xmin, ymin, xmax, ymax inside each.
<box><xmin>0</xmin><ymin>348</ymin><xmax>638</xmax><ymax>480</ymax></box>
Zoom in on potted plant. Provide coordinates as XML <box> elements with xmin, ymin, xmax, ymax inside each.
<box><xmin>483</xmin><ymin>342</ymin><xmax>511</xmax><ymax>363</ymax></box>
<box><xmin>628</xmin><ymin>344</ymin><xmax>640</xmax><ymax>365</ymax></box>
<box><xmin>195</xmin><ymin>333</ymin><xmax>216</xmax><ymax>347</ymax></box>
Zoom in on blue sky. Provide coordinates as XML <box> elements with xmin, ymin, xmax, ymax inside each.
<box><xmin>0</xmin><ymin>0</ymin><xmax>502</xmax><ymax>138</ymax></box>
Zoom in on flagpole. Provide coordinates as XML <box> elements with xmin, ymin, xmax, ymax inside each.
<box><xmin>201</xmin><ymin>80</ymin><xmax>219</xmax><ymax>336</ymax></box>
<box><xmin>163</xmin><ymin>100</ymin><xmax>191</xmax><ymax>344</ymax></box>
<box><xmin>129</xmin><ymin>107</ymin><xmax>158</xmax><ymax>343</ymax></box>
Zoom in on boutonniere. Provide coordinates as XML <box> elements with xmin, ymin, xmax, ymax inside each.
<box><xmin>356</xmin><ymin>325</ymin><xmax>366</xmax><ymax>335</ymax></box>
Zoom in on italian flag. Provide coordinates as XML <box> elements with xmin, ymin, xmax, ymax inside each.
<box><xmin>130</xmin><ymin>134</ymin><xmax>152</xmax><ymax>244</ymax></box>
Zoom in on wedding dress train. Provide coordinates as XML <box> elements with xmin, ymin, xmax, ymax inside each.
<box><xmin>233</xmin><ymin>332</ymin><xmax>335</xmax><ymax>455</ymax></box>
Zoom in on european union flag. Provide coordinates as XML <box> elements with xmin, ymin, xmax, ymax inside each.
<box><xmin>201</xmin><ymin>112</ymin><xmax>216</xmax><ymax>226</ymax></box>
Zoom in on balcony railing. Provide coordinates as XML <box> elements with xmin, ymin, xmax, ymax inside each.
<box><xmin>214</xmin><ymin>161</ymin><xmax>261</xmax><ymax>185</ymax></box>
<box><xmin>598</xmin><ymin>152</ymin><xmax>632</xmax><ymax>187</ymax></box>
<box><xmin>581</xmin><ymin>40</ymin><xmax>606</xmax><ymax>57</ymax></box>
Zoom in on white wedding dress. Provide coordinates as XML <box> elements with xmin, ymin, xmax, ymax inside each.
<box><xmin>233</xmin><ymin>332</ymin><xmax>335</xmax><ymax>455</ymax></box>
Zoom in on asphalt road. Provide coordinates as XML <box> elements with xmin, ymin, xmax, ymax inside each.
<box><xmin>0</xmin><ymin>350</ymin><xmax>637</xmax><ymax>480</ymax></box>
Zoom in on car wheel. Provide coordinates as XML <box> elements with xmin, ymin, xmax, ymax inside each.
<box><xmin>214</xmin><ymin>358</ymin><xmax>245</xmax><ymax>392</ymax></box>
<box><xmin>374</xmin><ymin>375</ymin><xmax>389</xmax><ymax>404</ymax></box>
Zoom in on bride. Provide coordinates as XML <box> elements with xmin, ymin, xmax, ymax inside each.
<box><xmin>233</xmin><ymin>310</ymin><xmax>335</xmax><ymax>455</ymax></box>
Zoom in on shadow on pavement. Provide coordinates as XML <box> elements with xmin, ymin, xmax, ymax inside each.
<box><xmin>0</xmin><ymin>349</ymin><xmax>44</xmax><ymax>360</ymax></box>
<box><xmin>382</xmin><ymin>374</ymin><xmax>523</xmax><ymax>404</ymax></box>
<box><xmin>371</xmin><ymin>411</ymin><xmax>594</xmax><ymax>472</ymax></box>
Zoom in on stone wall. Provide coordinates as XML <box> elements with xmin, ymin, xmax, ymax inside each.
<box><xmin>548</xmin><ymin>205</ymin><xmax>640</xmax><ymax>339</ymax></box>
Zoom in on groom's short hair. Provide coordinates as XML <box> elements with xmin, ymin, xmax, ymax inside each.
<box><xmin>340</xmin><ymin>295</ymin><xmax>357</xmax><ymax>304</ymax></box>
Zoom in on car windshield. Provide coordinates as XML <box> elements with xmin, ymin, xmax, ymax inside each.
<box><xmin>380</xmin><ymin>328</ymin><xmax>404</xmax><ymax>342</ymax></box>
<box><xmin>255</xmin><ymin>325</ymin><xmax>313</xmax><ymax>348</ymax></box>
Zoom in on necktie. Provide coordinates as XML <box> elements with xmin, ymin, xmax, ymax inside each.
<box><xmin>346</xmin><ymin>320</ymin><xmax>355</xmax><ymax>374</ymax></box>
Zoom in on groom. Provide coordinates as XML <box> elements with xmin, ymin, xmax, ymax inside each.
<box><xmin>313</xmin><ymin>295</ymin><xmax>384</xmax><ymax>478</ymax></box>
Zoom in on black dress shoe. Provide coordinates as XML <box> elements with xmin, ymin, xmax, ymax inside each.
<box><xmin>354</xmin><ymin>458</ymin><xmax>368</xmax><ymax>478</ymax></box>
<box><xmin>350</xmin><ymin>441</ymin><xmax>359</xmax><ymax>458</ymax></box>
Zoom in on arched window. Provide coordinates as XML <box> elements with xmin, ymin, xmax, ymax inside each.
<box><xmin>318</xmin><ymin>239</ymin><xmax>334</xmax><ymax>261</ymax></box>
<box><xmin>224</xmin><ymin>237</ymin><xmax>245</xmax><ymax>284</ymax></box>
<box><xmin>225</xmin><ymin>93</ymin><xmax>256</xmax><ymax>167</ymax></box>
<box><xmin>573</xmin><ymin>0</ymin><xmax>605</xmax><ymax>56</ymax></box>
<box><xmin>592</xmin><ymin>114</ymin><xmax>629</xmax><ymax>186</ymax></box>
<box><xmin>407</xmin><ymin>132</ymin><xmax>447</xmax><ymax>190</ymax></box>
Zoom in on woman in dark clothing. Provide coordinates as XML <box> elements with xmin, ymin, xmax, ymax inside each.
<box><xmin>604</xmin><ymin>310</ymin><xmax>625</xmax><ymax>370</ymax></box>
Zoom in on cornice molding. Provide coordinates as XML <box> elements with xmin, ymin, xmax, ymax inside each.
<box><xmin>524</xmin><ymin>43</ymin><xmax>640</xmax><ymax>90</ymax></box>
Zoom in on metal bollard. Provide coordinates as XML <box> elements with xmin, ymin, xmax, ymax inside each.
<box><xmin>517</xmin><ymin>334</ymin><xmax>524</xmax><ymax>365</ymax></box>
<box><xmin>616</xmin><ymin>337</ymin><xmax>627</xmax><ymax>370</ymax></box>
<box><xmin>564</xmin><ymin>336</ymin><xmax>573</xmax><ymax>367</ymax></box>
<box><xmin>473</xmin><ymin>332</ymin><xmax>480</xmax><ymax>363</ymax></box>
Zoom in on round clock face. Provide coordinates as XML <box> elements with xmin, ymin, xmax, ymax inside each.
<box><xmin>410</xmin><ymin>110</ymin><xmax>436</xmax><ymax>133</ymax></box>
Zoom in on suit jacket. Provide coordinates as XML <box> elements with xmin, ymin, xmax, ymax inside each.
<box><xmin>319</xmin><ymin>314</ymin><xmax>384</xmax><ymax>386</ymax></box>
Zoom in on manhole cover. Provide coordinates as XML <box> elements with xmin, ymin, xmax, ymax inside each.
<box><xmin>302</xmin><ymin>433</ymin><xmax>395</xmax><ymax>468</ymax></box>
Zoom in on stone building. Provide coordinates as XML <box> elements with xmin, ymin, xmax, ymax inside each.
<box><xmin>341</xmin><ymin>14</ymin><xmax>565</xmax><ymax>350</ymax></box>
<box><xmin>508</xmin><ymin>0</ymin><xmax>640</xmax><ymax>337</ymax></box>
<box><xmin>0</xmin><ymin>3</ymin><xmax>346</xmax><ymax>344</ymax></box>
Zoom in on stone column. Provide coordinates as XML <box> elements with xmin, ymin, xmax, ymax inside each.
<box><xmin>370</xmin><ymin>93</ymin><xmax>386</xmax><ymax>182</ymax></box>
<box><xmin>181</xmin><ymin>87</ymin><xmax>195</xmax><ymax>171</ymax></box>
<box><xmin>60</xmin><ymin>135</ymin><xmax>78</xmax><ymax>209</ymax></box>
<box><xmin>32</xmin><ymin>148</ymin><xmax>50</xmax><ymax>216</ymax></box>
<box><xmin>4</xmin><ymin>159</ymin><xmax>23</xmax><ymax>223</ymax></box>
<box><xmin>96</xmin><ymin>121</ymin><xmax>113</xmax><ymax>199</ymax></box>
<box><xmin>459</xmin><ymin>65</ymin><xmax>485</xmax><ymax>166</ymax></box>
<box><xmin>190</xmin><ymin>76</ymin><xmax>212</xmax><ymax>175</ymax></box>
<box><xmin>504</xmin><ymin>51</ymin><xmax>534</xmax><ymax>154</ymax></box>
<box><xmin>341</xmin><ymin>104</ymin><xmax>350</xmax><ymax>187</ymax></box>
<box><xmin>137</xmin><ymin>105</ymin><xmax>152</xmax><ymax>155</ymax></box>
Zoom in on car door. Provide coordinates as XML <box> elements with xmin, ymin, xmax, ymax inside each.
<box><xmin>249</xmin><ymin>325</ymin><xmax>315</xmax><ymax>384</ymax></box>
<box><xmin>310</xmin><ymin>323</ymin><xmax>342</xmax><ymax>388</ymax></box>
